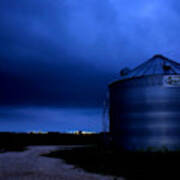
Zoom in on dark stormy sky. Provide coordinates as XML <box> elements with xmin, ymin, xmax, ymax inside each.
<box><xmin>1</xmin><ymin>0</ymin><xmax>180</xmax><ymax>132</ymax></box>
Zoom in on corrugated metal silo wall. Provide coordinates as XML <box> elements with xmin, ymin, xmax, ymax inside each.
<box><xmin>109</xmin><ymin>75</ymin><xmax>180</xmax><ymax>151</ymax></box>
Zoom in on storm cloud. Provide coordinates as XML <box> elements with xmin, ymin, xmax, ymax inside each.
<box><xmin>1</xmin><ymin>0</ymin><xmax>180</xmax><ymax>107</ymax></box>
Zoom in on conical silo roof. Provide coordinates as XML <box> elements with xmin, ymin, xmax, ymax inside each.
<box><xmin>120</xmin><ymin>54</ymin><xmax>180</xmax><ymax>80</ymax></box>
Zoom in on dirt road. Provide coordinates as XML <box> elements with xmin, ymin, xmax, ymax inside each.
<box><xmin>0</xmin><ymin>146</ymin><xmax>124</xmax><ymax>180</ymax></box>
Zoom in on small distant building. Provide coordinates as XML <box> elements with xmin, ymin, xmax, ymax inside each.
<box><xmin>109</xmin><ymin>55</ymin><xmax>180</xmax><ymax>151</ymax></box>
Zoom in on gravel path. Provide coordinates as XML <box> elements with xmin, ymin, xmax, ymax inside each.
<box><xmin>0</xmin><ymin>146</ymin><xmax>124</xmax><ymax>180</ymax></box>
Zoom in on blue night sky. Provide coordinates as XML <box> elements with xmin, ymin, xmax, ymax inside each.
<box><xmin>1</xmin><ymin>0</ymin><xmax>180</xmax><ymax>132</ymax></box>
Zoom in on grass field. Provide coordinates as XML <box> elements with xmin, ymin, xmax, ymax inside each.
<box><xmin>44</xmin><ymin>145</ymin><xmax>180</xmax><ymax>180</ymax></box>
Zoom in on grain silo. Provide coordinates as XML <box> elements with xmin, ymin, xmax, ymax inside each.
<box><xmin>109</xmin><ymin>55</ymin><xmax>180</xmax><ymax>151</ymax></box>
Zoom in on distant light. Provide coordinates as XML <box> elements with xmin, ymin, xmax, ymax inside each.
<box><xmin>67</xmin><ymin>130</ymin><xmax>96</xmax><ymax>135</ymax></box>
<box><xmin>28</xmin><ymin>131</ymin><xmax>48</xmax><ymax>134</ymax></box>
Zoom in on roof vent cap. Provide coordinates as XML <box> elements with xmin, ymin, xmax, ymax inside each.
<box><xmin>120</xmin><ymin>67</ymin><xmax>131</xmax><ymax>76</ymax></box>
